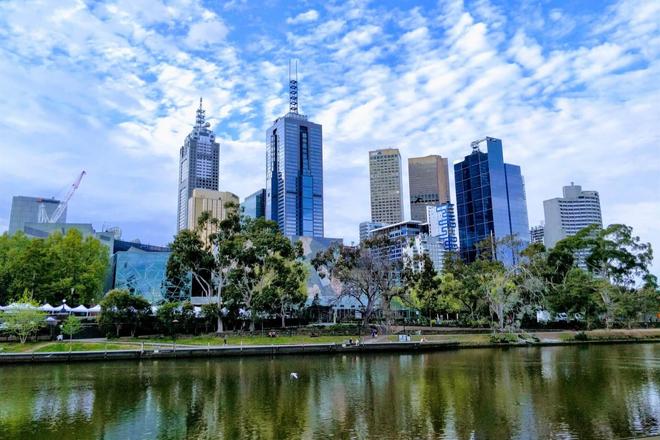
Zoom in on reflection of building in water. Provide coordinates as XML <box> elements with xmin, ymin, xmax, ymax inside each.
<box><xmin>33</xmin><ymin>387</ymin><xmax>95</xmax><ymax>421</ymax></box>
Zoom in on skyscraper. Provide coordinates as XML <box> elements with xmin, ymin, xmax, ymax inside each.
<box><xmin>266</xmin><ymin>72</ymin><xmax>324</xmax><ymax>237</ymax></box>
<box><xmin>530</xmin><ymin>225</ymin><xmax>545</xmax><ymax>245</ymax></box>
<box><xmin>369</xmin><ymin>148</ymin><xmax>403</xmax><ymax>224</ymax></box>
<box><xmin>543</xmin><ymin>183</ymin><xmax>602</xmax><ymax>248</ymax></box>
<box><xmin>8</xmin><ymin>196</ymin><xmax>65</xmax><ymax>234</ymax></box>
<box><xmin>358</xmin><ymin>220</ymin><xmax>385</xmax><ymax>242</ymax></box>
<box><xmin>242</xmin><ymin>189</ymin><xmax>266</xmax><ymax>219</ymax></box>
<box><xmin>177</xmin><ymin>98</ymin><xmax>220</xmax><ymax>232</ymax></box>
<box><xmin>408</xmin><ymin>155</ymin><xmax>450</xmax><ymax>222</ymax></box>
<box><xmin>454</xmin><ymin>137</ymin><xmax>529</xmax><ymax>264</ymax></box>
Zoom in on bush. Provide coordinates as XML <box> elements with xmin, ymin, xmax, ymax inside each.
<box><xmin>489</xmin><ymin>333</ymin><xmax>519</xmax><ymax>344</ymax></box>
<box><xmin>574</xmin><ymin>331</ymin><xmax>589</xmax><ymax>341</ymax></box>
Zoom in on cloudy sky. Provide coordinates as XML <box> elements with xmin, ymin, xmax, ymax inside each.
<box><xmin>0</xmin><ymin>0</ymin><xmax>658</xmax><ymax>271</ymax></box>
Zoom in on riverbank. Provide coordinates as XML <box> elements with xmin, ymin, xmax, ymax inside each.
<box><xmin>1</xmin><ymin>329</ymin><xmax>659</xmax><ymax>364</ymax></box>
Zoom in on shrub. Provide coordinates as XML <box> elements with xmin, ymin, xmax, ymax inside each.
<box><xmin>489</xmin><ymin>333</ymin><xmax>519</xmax><ymax>344</ymax></box>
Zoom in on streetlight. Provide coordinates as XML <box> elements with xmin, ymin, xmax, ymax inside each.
<box><xmin>172</xmin><ymin>319</ymin><xmax>179</xmax><ymax>352</ymax></box>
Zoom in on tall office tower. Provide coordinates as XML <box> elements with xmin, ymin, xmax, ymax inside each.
<box><xmin>369</xmin><ymin>148</ymin><xmax>403</xmax><ymax>224</ymax></box>
<box><xmin>8</xmin><ymin>196</ymin><xmax>65</xmax><ymax>234</ymax></box>
<box><xmin>359</xmin><ymin>220</ymin><xmax>385</xmax><ymax>242</ymax></box>
<box><xmin>266</xmin><ymin>69</ymin><xmax>324</xmax><ymax>237</ymax></box>
<box><xmin>242</xmin><ymin>189</ymin><xmax>266</xmax><ymax>219</ymax></box>
<box><xmin>177</xmin><ymin>98</ymin><xmax>220</xmax><ymax>232</ymax></box>
<box><xmin>426</xmin><ymin>203</ymin><xmax>458</xmax><ymax>252</ymax></box>
<box><xmin>454</xmin><ymin>137</ymin><xmax>529</xmax><ymax>265</ymax></box>
<box><xmin>530</xmin><ymin>225</ymin><xmax>545</xmax><ymax>245</ymax></box>
<box><xmin>408</xmin><ymin>155</ymin><xmax>450</xmax><ymax>222</ymax></box>
<box><xmin>187</xmin><ymin>189</ymin><xmax>239</xmax><ymax>245</ymax></box>
<box><xmin>543</xmin><ymin>183</ymin><xmax>602</xmax><ymax>248</ymax></box>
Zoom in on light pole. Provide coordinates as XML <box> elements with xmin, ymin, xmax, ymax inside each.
<box><xmin>172</xmin><ymin>318</ymin><xmax>179</xmax><ymax>352</ymax></box>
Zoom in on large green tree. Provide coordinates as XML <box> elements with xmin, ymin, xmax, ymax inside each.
<box><xmin>98</xmin><ymin>289</ymin><xmax>151</xmax><ymax>337</ymax></box>
<box><xmin>0</xmin><ymin>230</ymin><xmax>109</xmax><ymax>305</ymax></box>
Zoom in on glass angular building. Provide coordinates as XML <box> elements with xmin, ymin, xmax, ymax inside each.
<box><xmin>242</xmin><ymin>188</ymin><xmax>266</xmax><ymax>219</ymax></box>
<box><xmin>454</xmin><ymin>137</ymin><xmax>529</xmax><ymax>265</ymax></box>
<box><xmin>177</xmin><ymin>99</ymin><xmax>220</xmax><ymax>232</ymax></box>
<box><xmin>266</xmin><ymin>83</ymin><xmax>324</xmax><ymax>237</ymax></box>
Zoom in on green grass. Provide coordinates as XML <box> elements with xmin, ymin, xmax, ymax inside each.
<box><xmin>0</xmin><ymin>343</ymin><xmax>36</xmax><ymax>353</ymax></box>
<box><xmin>136</xmin><ymin>334</ymin><xmax>360</xmax><ymax>346</ymax></box>
<box><xmin>34</xmin><ymin>342</ymin><xmax>138</xmax><ymax>353</ymax></box>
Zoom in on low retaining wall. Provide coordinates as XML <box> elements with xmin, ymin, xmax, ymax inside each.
<box><xmin>1</xmin><ymin>339</ymin><xmax>658</xmax><ymax>365</ymax></box>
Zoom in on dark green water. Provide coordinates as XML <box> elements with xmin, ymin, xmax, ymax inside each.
<box><xmin>0</xmin><ymin>344</ymin><xmax>659</xmax><ymax>439</ymax></box>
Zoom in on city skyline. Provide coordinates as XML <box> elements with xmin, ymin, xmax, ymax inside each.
<box><xmin>0</xmin><ymin>1</ymin><xmax>658</xmax><ymax>274</ymax></box>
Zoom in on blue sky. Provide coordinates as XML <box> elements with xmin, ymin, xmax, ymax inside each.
<box><xmin>0</xmin><ymin>0</ymin><xmax>658</xmax><ymax>272</ymax></box>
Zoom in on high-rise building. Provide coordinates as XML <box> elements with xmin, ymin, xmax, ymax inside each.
<box><xmin>177</xmin><ymin>98</ymin><xmax>220</xmax><ymax>232</ymax></box>
<box><xmin>187</xmin><ymin>189</ymin><xmax>239</xmax><ymax>245</ymax></box>
<box><xmin>266</xmin><ymin>74</ymin><xmax>324</xmax><ymax>237</ymax></box>
<box><xmin>454</xmin><ymin>137</ymin><xmax>529</xmax><ymax>265</ymax></box>
<box><xmin>369</xmin><ymin>148</ymin><xmax>403</xmax><ymax>224</ymax></box>
<box><xmin>8</xmin><ymin>196</ymin><xmax>65</xmax><ymax>235</ymax></box>
<box><xmin>530</xmin><ymin>225</ymin><xmax>545</xmax><ymax>245</ymax></box>
<box><xmin>242</xmin><ymin>189</ymin><xmax>266</xmax><ymax>219</ymax></box>
<box><xmin>359</xmin><ymin>221</ymin><xmax>385</xmax><ymax>242</ymax></box>
<box><xmin>426</xmin><ymin>203</ymin><xmax>458</xmax><ymax>252</ymax></box>
<box><xmin>543</xmin><ymin>183</ymin><xmax>602</xmax><ymax>248</ymax></box>
<box><xmin>408</xmin><ymin>155</ymin><xmax>450</xmax><ymax>222</ymax></box>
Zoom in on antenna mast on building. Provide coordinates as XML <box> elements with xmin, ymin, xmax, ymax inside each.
<box><xmin>289</xmin><ymin>59</ymin><xmax>298</xmax><ymax>114</ymax></box>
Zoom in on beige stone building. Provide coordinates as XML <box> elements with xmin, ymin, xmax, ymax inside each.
<box><xmin>187</xmin><ymin>189</ymin><xmax>239</xmax><ymax>244</ymax></box>
<box><xmin>369</xmin><ymin>148</ymin><xmax>403</xmax><ymax>224</ymax></box>
<box><xmin>408</xmin><ymin>155</ymin><xmax>450</xmax><ymax>222</ymax></box>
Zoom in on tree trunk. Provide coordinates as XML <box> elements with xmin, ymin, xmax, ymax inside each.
<box><xmin>216</xmin><ymin>316</ymin><xmax>224</xmax><ymax>333</ymax></box>
<box><xmin>281</xmin><ymin>314</ymin><xmax>286</xmax><ymax>328</ymax></box>
<box><xmin>249</xmin><ymin>320</ymin><xmax>255</xmax><ymax>332</ymax></box>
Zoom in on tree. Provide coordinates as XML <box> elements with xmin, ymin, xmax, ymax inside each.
<box><xmin>3</xmin><ymin>308</ymin><xmax>46</xmax><ymax>343</ymax></box>
<box><xmin>313</xmin><ymin>237</ymin><xmax>399</xmax><ymax>333</ymax></box>
<box><xmin>0</xmin><ymin>230</ymin><xmax>109</xmax><ymax>305</ymax></box>
<box><xmin>60</xmin><ymin>315</ymin><xmax>82</xmax><ymax>342</ymax></box>
<box><xmin>156</xmin><ymin>301</ymin><xmax>195</xmax><ymax>337</ymax></box>
<box><xmin>98</xmin><ymin>289</ymin><xmax>151</xmax><ymax>337</ymax></box>
<box><xmin>262</xmin><ymin>256</ymin><xmax>308</xmax><ymax>328</ymax></box>
<box><xmin>401</xmin><ymin>254</ymin><xmax>440</xmax><ymax>324</ymax></box>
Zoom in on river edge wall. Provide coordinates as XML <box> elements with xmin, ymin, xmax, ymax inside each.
<box><xmin>1</xmin><ymin>339</ymin><xmax>659</xmax><ymax>365</ymax></box>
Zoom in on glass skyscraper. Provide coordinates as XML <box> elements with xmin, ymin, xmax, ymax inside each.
<box><xmin>266</xmin><ymin>83</ymin><xmax>324</xmax><ymax>237</ymax></box>
<box><xmin>177</xmin><ymin>98</ymin><xmax>220</xmax><ymax>232</ymax></box>
<box><xmin>454</xmin><ymin>137</ymin><xmax>529</xmax><ymax>265</ymax></box>
<box><xmin>242</xmin><ymin>188</ymin><xmax>266</xmax><ymax>219</ymax></box>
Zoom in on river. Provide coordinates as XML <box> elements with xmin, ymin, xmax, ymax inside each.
<box><xmin>0</xmin><ymin>343</ymin><xmax>658</xmax><ymax>439</ymax></box>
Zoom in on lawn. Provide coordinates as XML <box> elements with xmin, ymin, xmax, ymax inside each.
<box><xmin>135</xmin><ymin>334</ymin><xmax>360</xmax><ymax>347</ymax></box>
<box><xmin>34</xmin><ymin>342</ymin><xmax>139</xmax><ymax>352</ymax></box>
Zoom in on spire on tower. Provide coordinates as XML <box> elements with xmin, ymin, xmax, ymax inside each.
<box><xmin>289</xmin><ymin>60</ymin><xmax>298</xmax><ymax>114</ymax></box>
<box><xmin>196</xmin><ymin>96</ymin><xmax>206</xmax><ymax>126</ymax></box>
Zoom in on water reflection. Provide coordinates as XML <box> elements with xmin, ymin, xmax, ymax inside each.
<box><xmin>0</xmin><ymin>344</ymin><xmax>658</xmax><ymax>439</ymax></box>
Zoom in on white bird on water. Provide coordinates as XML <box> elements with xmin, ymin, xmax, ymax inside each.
<box><xmin>290</xmin><ymin>372</ymin><xmax>299</xmax><ymax>380</ymax></box>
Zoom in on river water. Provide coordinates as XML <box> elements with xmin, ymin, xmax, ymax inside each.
<box><xmin>0</xmin><ymin>344</ymin><xmax>658</xmax><ymax>439</ymax></box>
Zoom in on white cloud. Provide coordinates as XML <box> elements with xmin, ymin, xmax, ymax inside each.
<box><xmin>286</xmin><ymin>9</ymin><xmax>319</xmax><ymax>25</ymax></box>
<box><xmin>185</xmin><ymin>19</ymin><xmax>229</xmax><ymax>48</ymax></box>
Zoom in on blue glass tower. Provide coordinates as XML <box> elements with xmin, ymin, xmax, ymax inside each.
<box><xmin>266</xmin><ymin>74</ymin><xmax>324</xmax><ymax>237</ymax></box>
<box><xmin>454</xmin><ymin>137</ymin><xmax>529</xmax><ymax>265</ymax></box>
<box><xmin>242</xmin><ymin>189</ymin><xmax>266</xmax><ymax>219</ymax></box>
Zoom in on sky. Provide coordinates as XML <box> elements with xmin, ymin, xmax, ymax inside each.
<box><xmin>0</xmin><ymin>0</ymin><xmax>658</xmax><ymax>272</ymax></box>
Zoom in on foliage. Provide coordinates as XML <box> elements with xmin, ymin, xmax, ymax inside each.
<box><xmin>60</xmin><ymin>315</ymin><xmax>82</xmax><ymax>341</ymax></box>
<box><xmin>0</xmin><ymin>230</ymin><xmax>109</xmax><ymax>305</ymax></box>
<box><xmin>312</xmin><ymin>236</ymin><xmax>400</xmax><ymax>331</ymax></box>
<box><xmin>156</xmin><ymin>301</ymin><xmax>195</xmax><ymax>337</ymax></box>
<box><xmin>2</xmin><ymin>307</ymin><xmax>46</xmax><ymax>343</ymax></box>
<box><xmin>489</xmin><ymin>333</ymin><xmax>519</xmax><ymax>344</ymax></box>
<box><xmin>97</xmin><ymin>289</ymin><xmax>151</xmax><ymax>338</ymax></box>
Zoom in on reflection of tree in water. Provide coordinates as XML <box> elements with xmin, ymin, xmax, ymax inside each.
<box><xmin>1</xmin><ymin>346</ymin><xmax>659</xmax><ymax>439</ymax></box>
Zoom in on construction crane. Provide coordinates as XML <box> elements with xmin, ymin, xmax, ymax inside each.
<box><xmin>470</xmin><ymin>137</ymin><xmax>490</xmax><ymax>152</ymax></box>
<box><xmin>37</xmin><ymin>171</ymin><xmax>86</xmax><ymax>223</ymax></box>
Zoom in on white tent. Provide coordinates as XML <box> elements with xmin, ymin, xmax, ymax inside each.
<box><xmin>88</xmin><ymin>305</ymin><xmax>101</xmax><ymax>314</ymax></box>
<box><xmin>71</xmin><ymin>305</ymin><xmax>89</xmax><ymax>315</ymax></box>
<box><xmin>52</xmin><ymin>304</ymin><xmax>73</xmax><ymax>314</ymax></box>
<box><xmin>5</xmin><ymin>303</ymin><xmax>37</xmax><ymax>310</ymax></box>
<box><xmin>39</xmin><ymin>303</ymin><xmax>55</xmax><ymax>312</ymax></box>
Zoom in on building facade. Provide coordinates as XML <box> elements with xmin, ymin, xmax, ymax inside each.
<box><xmin>177</xmin><ymin>99</ymin><xmax>220</xmax><ymax>232</ymax></box>
<box><xmin>530</xmin><ymin>225</ymin><xmax>545</xmax><ymax>245</ymax></box>
<box><xmin>454</xmin><ymin>137</ymin><xmax>529</xmax><ymax>265</ymax></box>
<box><xmin>187</xmin><ymin>189</ymin><xmax>239</xmax><ymax>244</ymax></box>
<box><xmin>242</xmin><ymin>189</ymin><xmax>266</xmax><ymax>219</ymax></box>
<box><xmin>543</xmin><ymin>183</ymin><xmax>602</xmax><ymax>248</ymax></box>
<box><xmin>9</xmin><ymin>196</ymin><xmax>65</xmax><ymax>235</ymax></box>
<box><xmin>266</xmin><ymin>91</ymin><xmax>324</xmax><ymax>237</ymax></box>
<box><xmin>359</xmin><ymin>221</ymin><xmax>385</xmax><ymax>242</ymax></box>
<box><xmin>408</xmin><ymin>155</ymin><xmax>450</xmax><ymax>222</ymax></box>
<box><xmin>369</xmin><ymin>148</ymin><xmax>403</xmax><ymax>224</ymax></box>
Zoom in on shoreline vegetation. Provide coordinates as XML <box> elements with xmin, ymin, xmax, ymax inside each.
<box><xmin>1</xmin><ymin>329</ymin><xmax>658</xmax><ymax>363</ymax></box>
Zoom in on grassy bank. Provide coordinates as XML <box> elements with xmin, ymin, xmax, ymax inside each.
<box><xmin>134</xmin><ymin>334</ymin><xmax>360</xmax><ymax>346</ymax></box>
